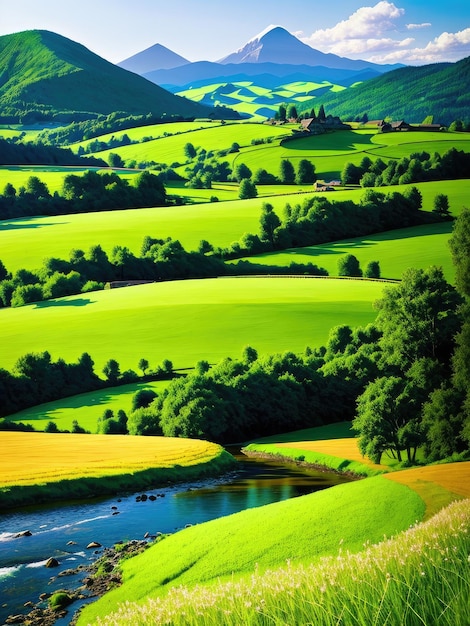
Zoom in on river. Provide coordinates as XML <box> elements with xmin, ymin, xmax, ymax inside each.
<box><xmin>0</xmin><ymin>448</ymin><xmax>352</xmax><ymax>624</ymax></box>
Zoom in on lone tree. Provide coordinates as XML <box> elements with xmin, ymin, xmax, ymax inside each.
<box><xmin>433</xmin><ymin>193</ymin><xmax>451</xmax><ymax>219</ymax></box>
<box><xmin>364</xmin><ymin>260</ymin><xmax>381</xmax><ymax>279</ymax></box>
<box><xmin>239</xmin><ymin>178</ymin><xmax>258</xmax><ymax>199</ymax></box>
<box><xmin>337</xmin><ymin>254</ymin><xmax>362</xmax><ymax>277</ymax></box>
<box><xmin>184</xmin><ymin>142</ymin><xmax>197</xmax><ymax>160</ymax></box>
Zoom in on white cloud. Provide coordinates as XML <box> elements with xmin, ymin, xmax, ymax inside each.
<box><xmin>300</xmin><ymin>2</ymin><xmax>470</xmax><ymax>64</ymax></box>
<box><xmin>369</xmin><ymin>27</ymin><xmax>470</xmax><ymax>63</ymax></box>
<box><xmin>406</xmin><ymin>23</ymin><xmax>432</xmax><ymax>30</ymax></box>
<box><xmin>302</xmin><ymin>1</ymin><xmax>405</xmax><ymax>49</ymax></box>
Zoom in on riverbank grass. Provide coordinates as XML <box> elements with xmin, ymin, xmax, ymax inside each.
<box><xmin>91</xmin><ymin>498</ymin><xmax>470</xmax><ymax>626</ymax></box>
<box><xmin>76</xmin><ymin>475</ymin><xmax>426</xmax><ymax>625</ymax></box>
<box><xmin>0</xmin><ymin>432</ymin><xmax>235</xmax><ymax>509</ymax></box>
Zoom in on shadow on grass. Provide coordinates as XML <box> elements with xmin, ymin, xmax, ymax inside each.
<box><xmin>0</xmin><ymin>218</ymin><xmax>70</xmax><ymax>231</ymax></box>
<box><xmin>34</xmin><ymin>297</ymin><xmax>94</xmax><ymax>309</ymax></box>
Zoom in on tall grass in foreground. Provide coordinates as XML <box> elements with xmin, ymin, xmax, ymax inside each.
<box><xmin>95</xmin><ymin>499</ymin><xmax>470</xmax><ymax>626</ymax></box>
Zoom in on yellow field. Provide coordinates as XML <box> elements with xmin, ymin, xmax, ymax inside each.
<box><xmin>277</xmin><ymin>438</ymin><xmax>388</xmax><ymax>471</ymax></box>
<box><xmin>0</xmin><ymin>432</ymin><xmax>223</xmax><ymax>487</ymax></box>
<box><xmin>384</xmin><ymin>461</ymin><xmax>470</xmax><ymax>518</ymax></box>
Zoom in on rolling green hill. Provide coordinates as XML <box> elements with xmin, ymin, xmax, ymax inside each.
<box><xmin>304</xmin><ymin>56</ymin><xmax>470</xmax><ymax>126</ymax></box>
<box><xmin>0</xmin><ymin>277</ymin><xmax>383</xmax><ymax>373</ymax></box>
<box><xmin>0</xmin><ymin>30</ymin><xmax>211</xmax><ymax>123</ymax></box>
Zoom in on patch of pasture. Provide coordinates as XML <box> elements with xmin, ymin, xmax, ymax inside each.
<box><xmin>76</xmin><ymin>474</ymin><xmax>425</xmax><ymax>625</ymax></box>
<box><xmin>79</xmin><ymin>498</ymin><xmax>470</xmax><ymax>626</ymax></box>
<box><xmin>94</xmin><ymin>122</ymin><xmax>291</xmax><ymax>167</ymax></box>
<box><xmin>71</xmin><ymin>120</ymin><xmax>219</xmax><ymax>151</ymax></box>
<box><xmin>234</xmin><ymin>222</ymin><xmax>456</xmax><ymax>282</ymax></box>
<box><xmin>4</xmin><ymin>380</ymin><xmax>169</xmax><ymax>432</ymax></box>
<box><xmin>0</xmin><ymin>277</ymin><xmax>382</xmax><ymax>373</ymax></box>
<box><xmin>1</xmin><ymin>180</ymin><xmax>468</xmax><ymax>275</ymax></box>
<box><xmin>0</xmin><ymin>432</ymin><xmax>223</xmax><ymax>487</ymax></box>
<box><xmin>0</xmin><ymin>165</ymin><xmax>139</xmax><ymax>194</ymax></box>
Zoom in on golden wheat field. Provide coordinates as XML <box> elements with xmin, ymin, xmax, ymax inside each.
<box><xmin>0</xmin><ymin>432</ymin><xmax>223</xmax><ymax>487</ymax></box>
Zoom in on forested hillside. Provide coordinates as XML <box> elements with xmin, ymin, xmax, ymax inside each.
<box><xmin>303</xmin><ymin>57</ymin><xmax>470</xmax><ymax>125</ymax></box>
<box><xmin>0</xmin><ymin>30</ymin><xmax>212</xmax><ymax>123</ymax></box>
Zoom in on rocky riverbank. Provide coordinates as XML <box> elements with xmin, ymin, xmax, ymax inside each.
<box><xmin>5</xmin><ymin>538</ymin><xmax>156</xmax><ymax>626</ymax></box>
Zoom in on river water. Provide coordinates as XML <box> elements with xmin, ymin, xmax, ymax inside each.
<box><xmin>0</xmin><ymin>449</ymin><xmax>352</xmax><ymax>624</ymax></box>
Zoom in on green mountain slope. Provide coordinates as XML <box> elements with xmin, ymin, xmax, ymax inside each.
<box><xmin>303</xmin><ymin>57</ymin><xmax>470</xmax><ymax>125</ymax></box>
<box><xmin>0</xmin><ymin>30</ymin><xmax>211</xmax><ymax>122</ymax></box>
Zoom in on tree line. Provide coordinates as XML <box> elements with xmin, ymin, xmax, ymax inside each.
<box><xmin>342</xmin><ymin>147</ymin><xmax>470</xmax><ymax>189</ymax></box>
<box><xmin>0</xmin><ymin>169</ymin><xmax>167</xmax><ymax>220</ymax></box>
<box><xmin>0</xmin><ymin>232</ymin><xmax>327</xmax><ymax>308</ymax></box>
<box><xmin>0</xmin><ymin>137</ymin><xmax>106</xmax><ymax>167</ymax></box>
<box><xmin>0</xmin><ymin>185</ymin><xmax>441</xmax><ymax>309</ymax></box>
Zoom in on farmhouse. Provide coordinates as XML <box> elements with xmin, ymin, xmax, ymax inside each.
<box><xmin>300</xmin><ymin>116</ymin><xmax>350</xmax><ymax>133</ymax></box>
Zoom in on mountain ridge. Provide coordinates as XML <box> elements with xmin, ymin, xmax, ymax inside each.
<box><xmin>217</xmin><ymin>26</ymin><xmax>402</xmax><ymax>72</ymax></box>
<box><xmin>118</xmin><ymin>43</ymin><xmax>189</xmax><ymax>74</ymax></box>
<box><xmin>302</xmin><ymin>56</ymin><xmax>470</xmax><ymax>125</ymax></box>
<box><xmin>0</xmin><ymin>30</ymin><xmax>213</xmax><ymax>123</ymax></box>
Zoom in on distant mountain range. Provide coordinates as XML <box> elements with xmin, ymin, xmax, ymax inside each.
<box><xmin>123</xmin><ymin>25</ymin><xmax>402</xmax><ymax>90</ymax></box>
<box><xmin>0</xmin><ymin>30</ymin><xmax>213</xmax><ymax>123</ymax></box>
<box><xmin>303</xmin><ymin>56</ymin><xmax>470</xmax><ymax>126</ymax></box>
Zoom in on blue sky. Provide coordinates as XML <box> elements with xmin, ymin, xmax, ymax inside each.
<box><xmin>1</xmin><ymin>0</ymin><xmax>469</xmax><ymax>65</ymax></box>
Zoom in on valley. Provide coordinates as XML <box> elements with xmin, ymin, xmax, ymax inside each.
<box><xmin>0</xmin><ymin>9</ymin><xmax>469</xmax><ymax>625</ymax></box>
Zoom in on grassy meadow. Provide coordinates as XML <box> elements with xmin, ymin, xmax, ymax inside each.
<box><xmin>0</xmin><ymin>179</ymin><xmax>468</xmax><ymax>275</ymax></box>
<box><xmin>77</xmin><ymin>456</ymin><xmax>470</xmax><ymax>626</ymax></box>
<box><xmin>0</xmin><ymin>277</ymin><xmax>383</xmax><ymax>372</ymax></box>
<box><xmin>236</xmin><ymin>221</ymin><xmax>456</xmax><ymax>282</ymax></box>
<box><xmin>88</xmin><ymin>497</ymin><xmax>470</xmax><ymax>626</ymax></box>
<box><xmin>6</xmin><ymin>380</ymin><xmax>169</xmax><ymax>432</ymax></box>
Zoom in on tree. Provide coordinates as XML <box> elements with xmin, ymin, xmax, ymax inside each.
<box><xmin>449</xmin><ymin>207</ymin><xmax>470</xmax><ymax>297</ymax></box>
<box><xmin>337</xmin><ymin>254</ymin><xmax>362</xmax><ymax>277</ymax></box>
<box><xmin>138</xmin><ymin>358</ymin><xmax>149</xmax><ymax>376</ymax></box>
<box><xmin>433</xmin><ymin>194</ymin><xmax>451</xmax><ymax>219</ymax></box>
<box><xmin>239</xmin><ymin>178</ymin><xmax>258</xmax><ymax>199</ymax></box>
<box><xmin>364</xmin><ymin>260</ymin><xmax>381</xmax><ymax>279</ymax></box>
<box><xmin>296</xmin><ymin>159</ymin><xmax>316</xmax><ymax>184</ymax></box>
<box><xmin>184</xmin><ymin>142</ymin><xmax>197</xmax><ymax>160</ymax></box>
<box><xmin>375</xmin><ymin>266</ymin><xmax>463</xmax><ymax>369</ymax></box>
<box><xmin>25</xmin><ymin>175</ymin><xmax>50</xmax><ymax>199</ymax></box>
<box><xmin>318</xmin><ymin>105</ymin><xmax>326</xmax><ymax>121</ymax></box>
<box><xmin>102</xmin><ymin>359</ymin><xmax>120</xmax><ymax>384</ymax></box>
<box><xmin>353</xmin><ymin>375</ymin><xmax>424</xmax><ymax>464</ymax></box>
<box><xmin>278</xmin><ymin>104</ymin><xmax>286</xmax><ymax>122</ymax></box>
<box><xmin>286</xmin><ymin>104</ymin><xmax>298</xmax><ymax>120</ymax></box>
<box><xmin>233</xmin><ymin>163</ymin><xmax>252</xmax><ymax>182</ymax></box>
<box><xmin>108</xmin><ymin>152</ymin><xmax>124</xmax><ymax>168</ymax></box>
<box><xmin>279</xmin><ymin>159</ymin><xmax>295</xmax><ymax>184</ymax></box>
<box><xmin>259</xmin><ymin>202</ymin><xmax>281</xmax><ymax>247</ymax></box>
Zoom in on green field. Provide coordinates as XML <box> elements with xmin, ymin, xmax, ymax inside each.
<box><xmin>174</xmin><ymin>80</ymin><xmax>347</xmax><ymax>121</ymax></box>
<box><xmin>93</xmin><ymin>122</ymin><xmax>291</xmax><ymax>167</ymax></box>
<box><xmin>5</xmin><ymin>380</ymin><xmax>169</xmax><ymax>431</ymax></box>
<box><xmin>1</xmin><ymin>179</ymin><xmax>468</xmax><ymax>275</ymax></box>
<box><xmin>233</xmin><ymin>129</ymin><xmax>470</xmax><ymax>179</ymax></box>
<box><xmin>71</xmin><ymin>120</ymin><xmax>219</xmax><ymax>151</ymax></box>
<box><xmin>235</xmin><ymin>222</ymin><xmax>456</xmax><ymax>282</ymax></box>
<box><xmin>77</xmin><ymin>473</ymin><xmax>426</xmax><ymax>624</ymax></box>
<box><xmin>0</xmin><ymin>277</ymin><xmax>382</xmax><ymax>372</ymax></box>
